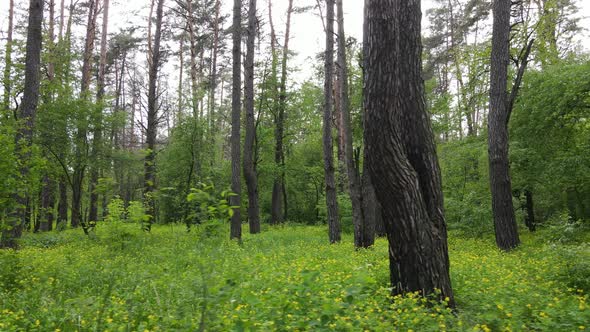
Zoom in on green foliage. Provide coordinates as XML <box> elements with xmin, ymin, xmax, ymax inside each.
<box><xmin>511</xmin><ymin>59</ymin><xmax>590</xmax><ymax>222</ymax></box>
<box><xmin>127</xmin><ymin>201</ymin><xmax>148</xmax><ymax>224</ymax></box>
<box><xmin>1</xmin><ymin>225</ymin><xmax>589</xmax><ymax>331</ymax></box>
<box><xmin>438</xmin><ymin>136</ymin><xmax>493</xmax><ymax>235</ymax></box>
<box><xmin>105</xmin><ymin>196</ymin><xmax>125</xmax><ymax>223</ymax></box>
<box><xmin>186</xmin><ymin>183</ymin><xmax>237</xmax><ymax>224</ymax></box>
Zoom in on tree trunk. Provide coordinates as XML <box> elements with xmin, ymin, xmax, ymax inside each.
<box><xmin>488</xmin><ymin>0</ymin><xmax>520</xmax><ymax>250</ymax></box>
<box><xmin>57</xmin><ymin>176</ymin><xmax>68</xmax><ymax>228</ymax></box>
<box><xmin>230</xmin><ymin>0</ymin><xmax>242</xmax><ymax>240</ymax></box>
<box><xmin>364</xmin><ymin>0</ymin><xmax>454</xmax><ymax>306</ymax></box>
<box><xmin>2</xmin><ymin>0</ymin><xmax>14</xmax><ymax>116</ymax></box>
<box><xmin>323</xmin><ymin>0</ymin><xmax>340</xmax><ymax>244</ymax></box>
<box><xmin>1</xmin><ymin>0</ymin><xmax>44</xmax><ymax>249</ymax></box>
<box><xmin>144</xmin><ymin>0</ymin><xmax>165</xmax><ymax>231</ymax></box>
<box><xmin>524</xmin><ymin>189</ymin><xmax>535</xmax><ymax>232</ymax></box>
<box><xmin>208</xmin><ymin>0</ymin><xmax>221</xmax><ymax>167</ymax></box>
<box><xmin>336</xmin><ymin>0</ymin><xmax>366</xmax><ymax>247</ymax></box>
<box><xmin>72</xmin><ymin>0</ymin><xmax>98</xmax><ymax>229</ymax></box>
<box><xmin>243</xmin><ymin>0</ymin><xmax>260</xmax><ymax>234</ymax></box>
<box><xmin>88</xmin><ymin>0</ymin><xmax>110</xmax><ymax>223</ymax></box>
<box><xmin>39</xmin><ymin>175</ymin><xmax>55</xmax><ymax>232</ymax></box>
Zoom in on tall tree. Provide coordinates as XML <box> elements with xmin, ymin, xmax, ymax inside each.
<box><xmin>336</xmin><ymin>0</ymin><xmax>367</xmax><ymax>248</ymax></box>
<box><xmin>364</xmin><ymin>0</ymin><xmax>454</xmax><ymax>305</ymax></box>
<box><xmin>230</xmin><ymin>0</ymin><xmax>242</xmax><ymax>240</ymax></box>
<box><xmin>72</xmin><ymin>0</ymin><xmax>99</xmax><ymax>229</ymax></box>
<box><xmin>323</xmin><ymin>0</ymin><xmax>340</xmax><ymax>244</ymax></box>
<box><xmin>2</xmin><ymin>0</ymin><xmax>14</xmax><ymax>116</ymax></box>
<box><xmin>243</xmin><ymin>0</ymin><xmax>260</xmax><ymax>234</ymax></box>
<box><xmin>270</xmin><ymin>0</ymin><xmax>293</xmax><ymax>224</ymax></box>
<box><xmin>0</xmin><ymin>0</ymin><xmax>44</xmax><ymax>248</ymax></box>
<box><xmin>88</xmin><ymin>0</ymin><xmax>110</xmax><ymax>223</ymax></box>
<box><xmin>144</xmin><ymin>0</ymin><xmax>165</xmax><ymax>231</ymax></box>
<box><xmin>488</xmin><ymin>0</ymin><xmax>534</xmax><ymax>250</ymax></box>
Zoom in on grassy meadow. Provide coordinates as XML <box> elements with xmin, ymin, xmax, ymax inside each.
<box><xmin>0</xmin><ymin>222</ymin><xmax>588</xmax><ymax>331</ymax></box>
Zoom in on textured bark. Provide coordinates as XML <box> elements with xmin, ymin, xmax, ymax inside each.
<box><xmin>488</xmin><ymin>0</ymin><xmax>520</xmax><ymax>250</ymax></box>
<box><xmin>360</xmin><ymin>151</ymin><xmax>378</xmax><ymax>243</ymax></box>
<box><xmin>243</xmin><ymin>0</ymin><xmax>260</xmax><ymax>234</ymax></box>
<box><xmin>144</xmin><ymin>0</ymin><xmax>165</xmax><ymax>231</ymax></box>
<box><xmin>88</xmin><ymin>0</ymin><xmax>110</xmax><ymax>223</ymax></box>
<box><xmin>230</xmin><ymin>0</ymin><xmax>242</xmax><ymax>240</ymax></box>
<box><xmin>364</xmin><ymin>0</ymin><xmax>454</xmax><ymax>305</ymax></box>
<box><xmin>1</xmin><ymin>0</ymin><xmax>44</xmax><ymax>248</ymax></box>
<box><xmin>72</xmin><ymin>0</ymin><xmax>98</xmax><ymax>229</ymax></box>
<box><xmin>337</xmin><ymin>0</ymin><xmax>366</xmax><ymax>248</ymax></box>
<box><xmin>2</xmin><ymin>0</ymin><xmax>14</xmax><ymax>114</ymax></box>
<box><xmin>323</xmin><ymin>0</ymin><xmax>340</xmax><ymax>244</ymax></box>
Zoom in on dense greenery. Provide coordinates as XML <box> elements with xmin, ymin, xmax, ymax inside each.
<box><xmin>1</xmin><ymin>223</ymin><xmax>588</xmax><ymax>331</ymax></box>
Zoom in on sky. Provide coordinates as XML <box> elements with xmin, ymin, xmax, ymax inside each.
<box><xmin>0</xmin><ymin>0</ymin><xmax>589</xmax><ymax>85</ymax></box>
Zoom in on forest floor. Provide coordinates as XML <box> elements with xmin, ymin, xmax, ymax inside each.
<box><xmin>0</xmin><ymin>222</ymin><xmax>588</xmax><ymax>331</ymax></box>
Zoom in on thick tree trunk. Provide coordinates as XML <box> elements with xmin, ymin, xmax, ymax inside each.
<box><xmin>243</xmin><ymin>0</ymin><xmax>260</xmax><ymax>234</ymax></box>
<box><xmin>144</xmin><ymin>0</ymin><xmax>165</xmax><ymax>231</ymax></box>
<box><xmin>88</xmin><ymin>0</ymin><xmax>110</xmax><ymax>223</ymax></box>
<box><xmin>488</xmin><ymin>0</ymin><xmax>520</xmax><ymax>250</ymax></box>
<box><xmin>337</xmin><ymin>0</ymin><xmax>366</xmax><ymax>248</ymax></box>
<box><xmin>364</xmin><ymin>0</ymin><xmax>454</xmax><ymax>306</ymax></box>
<box><xmin>323</xmin><ymin>0</ymin><xmax>340</xmax><ymax>244</ymax></box>
<box><xmin>1</xmin><ymin>0</ymin><xmax>44</xmax><ymax>248</ymax></box>
<box><xmin>230</xmin><ymin>0</ymin><xmax>242</xmax><ymax>240</ymax></box>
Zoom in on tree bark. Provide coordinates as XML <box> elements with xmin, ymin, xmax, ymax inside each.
<box><xmin>230</xmin><ymin>0</ymin><xmax>242</xmax><ymax>240</ymax></box>
<box><xmin>39</xmin><ymin>175</ymin><xmax>55</xmax><ymax>232</ymax></box>
<box><xmin>1</xmin><ymin>0</ymin><xmax>44</xmax><ymax>248</ymax></box>
<box><xmin>243</xmin><ymin>0</ymin><xmax>260</xmax><ymax>234</ymax></box>
<box><xmin>144</xmin><ymin>0</ymin><xmax>165</xmax><ymax>231</ymax></box>
<box><xmin>336</xmin><ymin>0</ymin><xmax>366</xmax><ymax>247</ymax></box>
<box><xmin>88</xmin><ymin>0</ymin><xmax>110</xmax><ymax>223</ymax></box>
<box><xmin>364</xmin><ymin>0</ymin><xmax>454</xmax><ymax>306</ymax></box>
<box><xmin>323</xmin><ymin>0</ymin><xmax>340</xmax><ymax>244</ymax></box>
<box><xmin>488</xmin><ymin>0</ymin><xmax>520</xmax><ymax>250</ymax></box>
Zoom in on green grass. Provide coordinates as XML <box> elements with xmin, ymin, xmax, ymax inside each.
<box><xmin>0</xmin><ymin>222</ymin><xmax>588</xmax><ymax>331</ymax></box>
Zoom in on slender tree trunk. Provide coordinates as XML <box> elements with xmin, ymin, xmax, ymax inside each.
<box><xmin>2</xmin><ymin>0</ymin><xmax>14</xmax><ymax>116</ymax></box>
<box><xmin>39</xmin><ymin>175</ymin><xmax>55</xmax><ymax>232</ymax></box>
<box><xmin>336</xmin><ymin>0</ymin><xmax>365</xmax><ymax>247</ymax></box>
<box><xmin>57</xmin><ymin>175</ymin><xmax>68</xmax><ymax>227</ymax></box>
<box><xmin>323</xmin><ymin>0</ymin><xmax>340</xmax><ymax>244</ymax></box>
<box><xmin>524</xmin><ymin>189</ymin><xmax>535</xmax><ymax>232</ymax></box>
<box><xmin>1</xmin><ymin>0</ymin><xmax>44</xmax><ymax>249</ymax></box>
<box><xmin>72</xmin><ymin>0</ymin><xmax>99</xmax><ymax>230</ymax></box>
<box><xmin>208</xmin><ymin>0</ymin><xmax>221</xmax><ymax>167</ymax></box>
<box><xmin>144</xmin><ymin>0</ymin><xmax>165</xmax><ymax>231</ymax></box>
<box><xmin>230</xmin><ymin>0</ymin><xmax>242</xmax><ymax>240</ymax></box>
<box><xmin>88</xmin><ymin>0</ymin><xmax>110</xmax><ymax>223</ymax></box>
<box><xmin>243</xmin><ymin>0</ymin><xmax>260</xmax><ymax>234</ymax></box>
<box><xmin>364</xmin><ymin>0</ymin><xmax>454</xmax><ymax>306</ymax></box>
<box><xmin>488</xmin><ymin>0</ymin><xmax>520</xmax><ymax>250</ymax></box>
<box><xmin>268</xmin><ymin>0</ymin><xmax>281</xmax><ymax>225</ymax></box>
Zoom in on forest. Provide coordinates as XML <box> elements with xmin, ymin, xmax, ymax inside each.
<box><xmin>0</xmin><ymin>0</ymin><xmax>589</xmax><ymax>330</ymax></box>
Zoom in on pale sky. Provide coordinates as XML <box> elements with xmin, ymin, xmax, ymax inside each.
<box><xmin>0</xmin><ymin>0</ymin><xmax>588</xmax><ymax>85</ymax></box>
